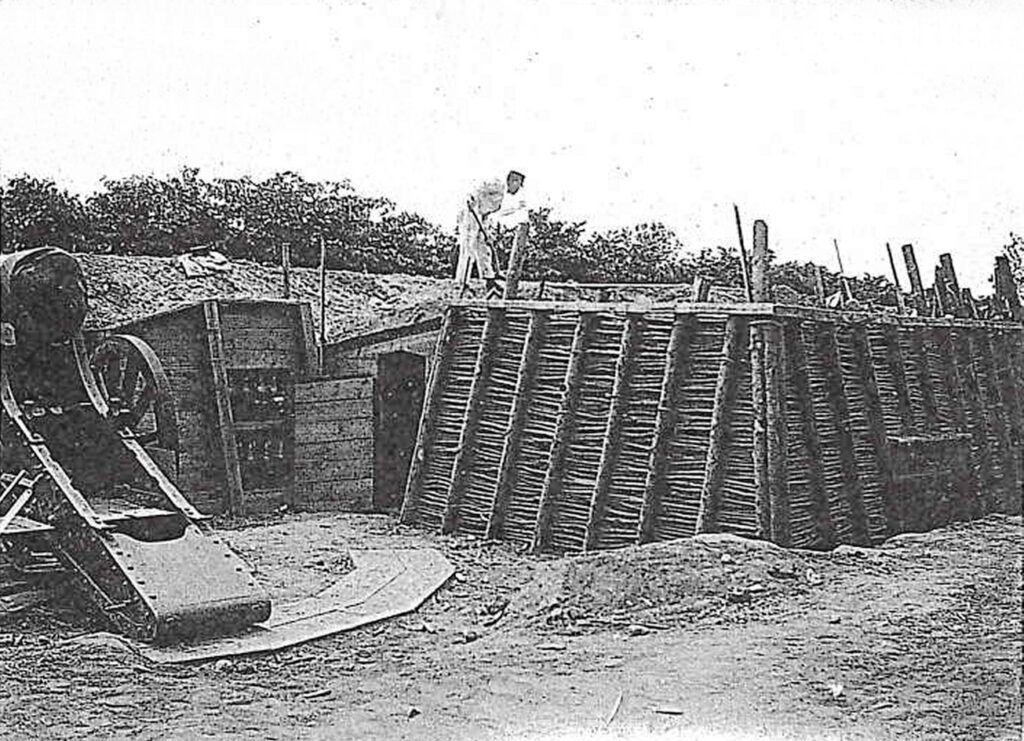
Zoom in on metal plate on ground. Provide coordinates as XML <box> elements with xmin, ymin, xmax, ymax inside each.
<box><xmin>77</xmin><ymin>547</ymin><xmax>453</xmax><ymax>663</ymax></box>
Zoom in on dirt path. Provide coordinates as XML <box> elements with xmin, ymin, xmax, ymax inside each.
<box><xmin>1</xmin><ymin>514</ymin><xmax>1020</xmax><ymax>740</ymax></box>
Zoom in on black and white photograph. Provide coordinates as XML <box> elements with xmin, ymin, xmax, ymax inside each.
<box><xmin>1</xmin><ymin>1</ymin><xmax>1021</xmax><ymax>739</ymax></box>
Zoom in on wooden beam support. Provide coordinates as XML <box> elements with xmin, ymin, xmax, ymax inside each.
<box><xmin>991</xmin><ymin>329</ymin><xmax>1023</xmax><ymax>486</ymax></box>
<box><xmin>485</xmin><ymin>310</ymin><xmax>549</xmax><ymax>540</ymax></box>
<box><xmin>935</xmin><ymin>326</ymin><xmax>978</xmax><ymax>522</ymax></box>
<box><xmin>994</xmin><ymin>255</ymin><xmax>1023</xmax><ymax>322</ymax></box>
<box><xmin>318</xmin><ymin>238</ymin><xmax>327</xmax><ymax>373</ymax></box>
<box><xmin>692</xmin><ymin>275</ymin><xmax>711</xmax><ymax>302</ymax></box>
<box><xmin>763</xmin><ymin>320</ymin><xmax>790</xmax><ymax>546</ymax></box>
<box><xmin>531</xmin><ymin>312</ymin><xmax>594</xmax><ymax>553</ymax></box>
<box><xmin>1007</xmin><ymin>330</ymin><xmax>1024</xmax><ymax>425</ymax></box>
<box><xmin>961</xmin><ymin>288</ymin><xmax>979</xmax><ymax>319</ymax></box>
<box><xmin>939</xmin><ymin>253</ymin><xmax>962</xmax><ymax>315</ymax></box>
<box><xmin>695</xmin><ymin>316</ymin><xmax>748</xmax><ymax>534</ymax></box>
<box><xmin>951</xmin><ymin>327</ymin><xmax>993</xmax><ymax>519</ymax></box>
<box><xmin>583</xmin><ymin>312</ymin><xmax>644</xmax><ymax>551</ymax></box>
<box><xmin>751</xmin><ymin>220</ymin><xmax>771</xmax><ymax>302</ymax></box>
<box><xmin>935</xmin><ymin>327</ymin><xmax>967</xmax><ymax>431</ymax></box>
<box><xmin>281</xmin><ymin>243</ymin><xmax>292</xmax><ymax>299</ymax></box>
<box><xmin>750</xmin><ymin>321</ymin><xmax>770</xmax><ymax>540</ymax></box>
<box><xmin>399</xmin><ymin>308</ymin><xmax>457</xmax><ymax>524</ymax></box>
<box><xmin>901</xmin><ymin>243</ymin><xmax>926</xmax><ymax>314</ymax></box>
<box><xmin>850</xmin><ymin>325</ymin><xmax>898</xmax><ymax>538</ymax></box>
<box><xmin>969</xmin><ymin>327</ymin><xmax>1018</xmax><ymax>511</ymax></box>
<box><xmin>813</xmin><ymin>265</ymin><xmax>826</xmax><ymax>307</ymax></box>
<box><xmin>882</xmin><ymin>325</ymin><xmax>916</xmax><ymax>436</ymax></box>
<box><xmin>442</xmin><ymin>307</ymin><xmax>504</xmax><ymax>533</ymax></box>
<box><xmin>296</xmin><ymin>303</ymin><xmax>319</xmax><ymax>378</ymax></box>
<box><xmin>783</xmin><ymin>320</ymin><xmax>834</xmax><ymax>548</ymax></box>
<box><xmin>907</xmin><ymin>326</ymin><xmax>939</xmax><ymax>429</ymax></box>
<box><xmin>637</xmin><ymin>314</ymin><xmax>698</xmax><ymax>544</ymax></box>
<box><xmin>202</xmin><ymin>301</ymin><xmax>245</xmax><ymax>515</ymax></box>
<box><xmin>817</xmin><ymin>323</ymin><xmax>870</xmax><ymax>545</ymax></box>
<box><xmin>933</xmin><ymin>265</ymin><xmax>950</xmax><ymax>317</ymax></box>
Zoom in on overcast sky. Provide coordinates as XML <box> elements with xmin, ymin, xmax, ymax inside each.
<box><xmin>1</xmin><ymin>0</ymin><xmax>1021</xmax><ymax>290</ymax></box>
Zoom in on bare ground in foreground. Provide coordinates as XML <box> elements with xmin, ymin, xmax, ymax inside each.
<box><xmin>1</xmin><ymin>512</ymin><xmax>1021</xmax><ymax>741</ymax></box>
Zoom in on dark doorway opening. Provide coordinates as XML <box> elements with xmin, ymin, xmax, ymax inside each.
<box><xmin>374</xmin><ymin>351</ymin><xmax>426</xmax><ymax>512</ymax></box>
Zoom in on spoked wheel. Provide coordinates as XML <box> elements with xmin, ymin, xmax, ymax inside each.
<box><xmin>89</xmin><ymin>334</ymin><xmax>180</xmax><ymax>450</ymax></box>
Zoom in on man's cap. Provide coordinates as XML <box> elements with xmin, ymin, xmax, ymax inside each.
<box><xmin>507</xmin><ymin>170</ymin><xmax>526</xmax><ymax>180</ymax></box>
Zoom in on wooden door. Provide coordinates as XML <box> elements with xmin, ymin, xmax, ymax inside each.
<box><xmin>375</xmin><ymin>352</ymin><xmax>426</xmax><ymax>512</ymax></box>
<box><xmin>293</xmin><ymin>377</ymin><xmax>374</xmax><ymax>511</ymax></box>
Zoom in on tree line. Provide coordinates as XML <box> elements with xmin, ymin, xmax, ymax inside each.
<box><xmin>1</xmin><ymin>169</ymin><xmax>1016</xmax><ymax>304</ymax></box>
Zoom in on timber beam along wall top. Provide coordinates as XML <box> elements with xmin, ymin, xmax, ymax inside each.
<box><xmin>400</xmin><ymin>301</ymin><xmax>1024</xmax><ymax>554</ymax></box>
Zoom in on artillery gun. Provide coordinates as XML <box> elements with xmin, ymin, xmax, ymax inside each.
<box><xmin>1</xmin><ymin>247</ymin><xmax>270</xmax><ymax>643</ymax></box>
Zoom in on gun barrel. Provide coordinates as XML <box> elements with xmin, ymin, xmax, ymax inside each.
<box><xmin>0</xmin><ymin>247</ymin><xmax>88</xmax><ymax>346</ymax></box>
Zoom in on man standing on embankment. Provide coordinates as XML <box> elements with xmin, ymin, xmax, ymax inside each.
<box><xmin>456</xmin><ymin>170</ymin><xmax>527</xmax><ymax>299</ymax></box>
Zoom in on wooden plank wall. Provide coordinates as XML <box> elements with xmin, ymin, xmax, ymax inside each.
<box><xmin>113</xmin><ymin>300</ymin><xmax>311</xmax><ymax>514</ymax></box>
<box><xmin>401</xmin><ymin>302</ymin><xmax>1024</xmax><ymax>554</ymax></box>
<box><xmin>293</xmin><ymin>377</ymin><xmax>374</xmax><ymax>511</ymax></box>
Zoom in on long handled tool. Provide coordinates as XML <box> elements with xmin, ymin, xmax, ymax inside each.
<box><xmin>833</xmin><ymin>239</ymin><xmax>855</xmax><ymax>303</ymax></box>
<box><xmin>886</xmin><ymin>243</ymin><xmax>907</xmax><ymax>314</ymax></box>
<box><xmin>467</xmin><ymin>200</ymin><xmax>503</xmax><ymax>272</ymax></box>
<box><xmin>733</xmin><ymin>204</ymin><xmax>753</xmax><ymax>302</ymax></box>
<box><xmin>462</xmin><ymin>200</ymin><xmax>505</xmax><ymax>299</ymax></box>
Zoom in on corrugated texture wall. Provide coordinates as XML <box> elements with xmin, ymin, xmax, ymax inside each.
<box><xmin>400</xmin><ymin>301</ymin><xmax>1023</xmax><ymax>554</ymax></box>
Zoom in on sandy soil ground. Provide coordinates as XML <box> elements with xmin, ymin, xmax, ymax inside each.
<box><xmin>1</xmin><ymin>512</ymin><xmax>1021</xmax><ymax>741</ymax></box>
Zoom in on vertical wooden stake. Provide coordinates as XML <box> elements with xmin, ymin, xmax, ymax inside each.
<box><xmin>318</xmin><ymin>237</ymin><xmax>327</xmax><ymax>375</ymax></box>
<box><xmin>813</xmin><ymin>265</ymin><xmax>826</xmax><ymax>307</ymax></box>
<box><xmin>952</xmin><ymin>328</ymin><xmax>992</xmax><ymax>518</ymax></box>
<box><xmin>935</xmin><ymin>326</ymin><xmax>976</xmax><ymax>522</ymax></box>
<box><xmin>907</xmin><ymin>326</ymin><xmax>939</xmax><ymax>429</ymax></box>
<box><xmin>502</xmin><ymin>222</ymin><xmax>530</xmax><ymax>300</ymax></box>
<box><xmin>637</xmin><ymin>313</ymin><xmax>698</xmax><ymax>544</ymax></box>
<box><xmin>692</xmin><ymin>275</ymin><xmax>711</xmax><ymax>302</ymax></box>
<box><xmin>442</xmin><ymin>307</ymin><xmax>504</xmax><ymax>534</ymax></box>
<box><xmin>531</xmin><ymin>312</ymin><xmax>593</xmax><ymax>553</ymax></box>
<box><xmin>991</xmin><ymin>330</ymin><xmax>1023</xmax><ymax>486</ymax></box>
<box><xmin>851</xmin><ymin>324</ymin><xmax>897</xmax><ymax>539</ymax></box>
<box><xmin>584</xmin><ymin>312</ymin><xmax>643</xmax><ymax>551</ymax></box>
<box><xmin>901</xmin><ymin>243</ymin><xmax>926</xmax><ymax>314</ymax></box>
<box><xmin>695</xmin><ymin>315</ymin><xmax>748</xmax><ymax>534</ymax></box>
<box><xmin>399</xmin><ymin>309</ymin><xmax>457</xmax><ymax>524</ymax></box>
<box><xmin>486</xmin><ymin>310</ymin><xmax>548</xmax><ymax>540</ymax></box>
<box><xmin>750</xmin><ymin>320</ymin><xmax>770</xmax><ymax>540</ymax></box>
<box><xmin>296</xmin><ymin>303</ymin><xmax>319</xmax><ymax>377</ymax></box>
<box><xmin>971</xmin><ymin>328</ymin><xmax>1018</xmax><ymax>510</ymax></box>
<box><xmin>883</xmin><ymin>325</ymin><xmax>916</xmax><ymax>436</ymax></box>
<box><xmin>203</xmin><ymin>301</ymin><xmax>245</xmax><ymax>515</ymax></box>
<box><xmin>751</xmin><ymin>220</ymin><xmax>771</xmax><ymax>302</ymax></box>
<box><xmin>933</xmin><ymin>265</ymin><xmax>949</xmax><ymax>317</ymax></box>
<box><xmin>281</xmin><ymin>243</ymin><xmax>292</xmax><ymax>299</ymax></box>
<box><xmin>994</xmin><ymin>255</ymin><xmax>1024</xmax><ymax>321</ymax></box>
<box><xmin>748</xmin><ymin>221</ymin><xmax>776</xmax><ymax>541</ymax></box>
<box><xmin>818</xmin><ymin>323</ymin><xmax>869</xmax><ymax>545</ymax></box>
<box><xmin>783</xmin><ymin>320</ymin><xmax>835</xmax><ymax>548</ymax></box>
<box><xmin>939</xmin><ymin>253</ymin><xmax>962</xmax><ymax>315</ymax></box>
<box><xmin>886</xmin><ymin>243</ymin><xmax>907</xmax><ymax>315</ymax></box>
<box><xmin>763</xmin><ymin>320</ymin><xmax>790</xmax><ymax>546</ymax></box>
<box><xmin>961</xmin><ymin>288</ymin><xmax>979</xmax><ymax>319</ymax></box>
